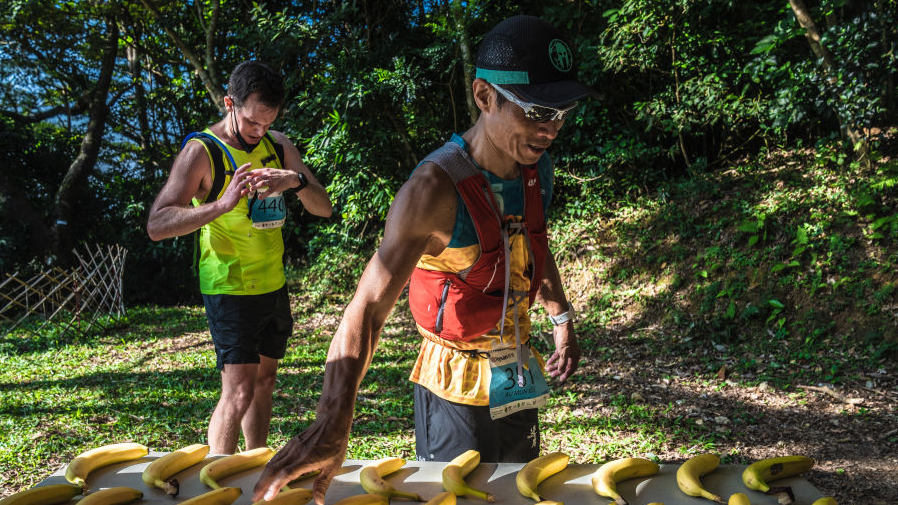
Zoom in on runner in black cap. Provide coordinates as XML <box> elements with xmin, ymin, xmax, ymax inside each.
<box><xmin>253</xmin><ymin>15</ymin><xmax>594</xmax><ymax>504</ymax></box>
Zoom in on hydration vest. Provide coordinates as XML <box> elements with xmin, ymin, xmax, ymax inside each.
<box><xmin>408</xmin><ymin>141</ymin><xmax>549</xmax><ymax>342</ymax></box>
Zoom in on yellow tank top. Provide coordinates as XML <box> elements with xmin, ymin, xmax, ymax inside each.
<box><xmin>191</xmin><ymin>129</ymin><xmax>286</xmax><ymax>295</ymax></box>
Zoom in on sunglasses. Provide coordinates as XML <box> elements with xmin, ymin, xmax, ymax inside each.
<box><xmin>491</xmin><ymin>84</ymin><xmax>578</xmax><ymax>122</ymax></box>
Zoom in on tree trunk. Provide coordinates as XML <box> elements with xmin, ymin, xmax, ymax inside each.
<box><xmin>451</xmin><ymin>0</ymin><xmax>478</xmax><ymax>125</ymax></box>
<box><xmin>50</xmin><ymin>15</ymin><xmax>119</xmax><ymax>265</ymax></box>
<box><xmin>141</xmin><ymin>0</ymin><xmax>224</xmax><ymax>111</ymax></box>
<box><xmin>788</xmin><ymin>0</ymin><xmax>870</xmax><ymax>166</ymax></box>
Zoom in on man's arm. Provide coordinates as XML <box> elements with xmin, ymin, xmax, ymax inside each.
<box><xmin>252</xmin><ymin>163</ymin><xmax>455</xmax><ymax>504</ymax></box>
<box><xmin>246</xmin><ymin>130</ymin><xmax>333</xmax><ymax>217</ymax></box>
<box><xmin>535</xmin><ymin>250</ymin><xmax>581</xmax><ymax>384</ymax></box>
<box><xmin>146</xmin><ymin>141</ymin><xmax>252</xmax><ymax>241</ymax></box>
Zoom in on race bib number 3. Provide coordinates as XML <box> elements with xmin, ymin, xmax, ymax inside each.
<box><xmin>248</xmin><ymin>191</ymin><xmax>286</xmax><ymax>229</ymax></box>
<box><xmin>488</xmin><ymin>346</ymin><xmax>549</xmax><ymax>420</ymax></box>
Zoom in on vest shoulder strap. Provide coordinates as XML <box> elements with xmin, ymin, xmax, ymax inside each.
<box><xmin>181</xmin><ymin>132</ymin><xmax>239</xmax><ymax>204</ymax></box>
<box><xmin>422</xmin><ymin>142</ymin><xmax>483</xmax><ymax>185</ymax></box>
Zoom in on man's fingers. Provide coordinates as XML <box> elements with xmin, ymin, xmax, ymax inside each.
<box><xmin>312</xmin><ymin>470</ymin><xmax>336</xmax><ymax>505</ymax></box>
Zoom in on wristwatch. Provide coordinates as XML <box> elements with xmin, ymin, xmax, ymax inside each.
<box><xmin>295</xmin><ymin>172</ymin><xmax>309</xmax><ymax>192</ymax></box>
<box><xmin>549</xmin><ymin>302</ymin><xmax>575</xmax><ymax>326</ymax></box>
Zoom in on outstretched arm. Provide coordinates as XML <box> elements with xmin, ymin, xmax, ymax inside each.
<box><xmin>252</xmin><ymin>163</ymin><xmax>455</xmax><ymax>504</ymax></box>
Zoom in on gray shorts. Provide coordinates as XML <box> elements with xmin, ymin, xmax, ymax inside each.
<box><xmin>413</xmin><ymin>383</ymin><xmax>540</xmax><ymax>462</ymax></box>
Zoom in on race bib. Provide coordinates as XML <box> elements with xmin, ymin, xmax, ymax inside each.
<box><xmin>488</xmin><ymin>346</ymin><xmax>549</xmax><ymax>420</ymax></box>
<box><xmin>248</xmin><ymin>191</ymin><xmax>286</xmax><ymax>229</ymax></box>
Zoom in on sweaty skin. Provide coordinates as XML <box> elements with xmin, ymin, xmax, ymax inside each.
<box><xmin>252</xmin><ymin>79</ymin><xmax>580</xmax><ymax>504</ymax></box>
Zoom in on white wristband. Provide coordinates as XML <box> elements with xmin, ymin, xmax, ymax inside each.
<box><xmin>549</xmin><ymin>303</ymin><xmax>575</xmax><ymax>326</ymax></box>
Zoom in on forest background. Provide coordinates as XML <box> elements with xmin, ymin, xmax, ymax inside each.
<box><xmin>1</xmin><ymin>0</ymin><xmax>897</xmax><ymax>502</ymax></box>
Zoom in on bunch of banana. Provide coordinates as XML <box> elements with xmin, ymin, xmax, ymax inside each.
<box><xmin>77</xmin><ymin>487</ymin><xmax>142</xmax><ymax>505</ymax></box>
<box><xmin>741</xmin><ymin>455</ymin><xmax>815</xmax><ymax>497</ymax></box>
<box><xmin>359</xmin><ymin>457</ymin><xmax>422</xmax><ymax>501</ymax></box>
<box><xmin>249</xmin><ymin>487</ymin><xmax>313</xmax><ymax>505</ymax></box>
<box><xmin>676</xmin><ymin>453</ymin><xmax>724</xmax><ymax>503</ymax></box>
<box><xmin>199</xmin><ymin>446</ymin><xmax>276</xmax><ymax>489</ymax></box>
<box><xmin>515</xmin><ymin>451</ymin><xmax>569</xmax><ymax>502</ymax></box>
<box><xmin>142</xmin><ymin>443</ymin><xmax>210</xmax><ymax>495</ymax></box>
<box><xmin>331</xmin><ymin>494</ymin><xmax>389</xmax><ymax>505</ymax></box>
<box><xmin>65</xmin><ymin>442</ymin><xmax>149</xmax><ymax>488</ymax></box>
<box><xmin>728</xmin><ymin>492</ymin><xmax>751</xmax><ymax>505</ymax></box>
<box><xmin>811</xmin><ymin>498</ymin><xmax>837</xmax><ymax>505</ymax></box>
<box><xmin>590</xmin><ymin>457</ymin><xmax>660</xmax><ymax>505</ymax></box>
<box><xmin>0</xmin><ymin>483</ymin><xmax>83</xmax><ymax>505</ymax></box>
<box><xmin>180</xmin><ymin>487</ymin><xmax>241</xmax><ymax>505</ymax></box>
<box><xmin>441</xmin><ymin>450</ymin><xmax>495</xmax><ymax>502</ymax></box>
<box><xmin>424</xmin><ymin>492</ymin><xmax>456</xmax><ymax>505</ymax></box>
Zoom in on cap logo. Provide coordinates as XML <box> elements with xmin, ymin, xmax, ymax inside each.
<box><xmin>548</xmin><ymin>39</ymin><xmax>573</xmax><ymax>73</ymax></box>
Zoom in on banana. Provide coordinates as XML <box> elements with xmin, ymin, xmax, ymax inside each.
<box><xmin>142</xmin><ymin>443</ymin><xmax>210</xmax><ymax>495</ymax></box>
<box><xmin>424</xmin><ymin>492</ymin><xmax>457</xmax><ymax>505</ymax></box>
<box><xmin>676</xmin><ymin>453</ymin><xmax>724</xmax><ymax>503</ymax></box>
<box><xmin>331</xmin><ymin>495</ymin><xmax>389</xmax><ymax>505</ymax></box>
<box><xmin>646</xmin><ymin>503</ymin><xmax>665</xmax><ymax>505</ymax></box>
<box><xmin>359</xmin><ymin>457</ymin><xmax>422</xmax><ymax>501</ymax></box>
<box><xmin>741</xmin><ymin>455</ymin><xmax>815</xmax><ymax>494</ymax></box>
<box><xmin>534</xmin><ymin>502</ymin><xmax>564</xmax><ymax>505</ymax></box>
<box><xmin>77</xmin><ymin>487</ymin><xmax>142</xmax><ymax>505</ymax></box>
<box><xmin>515</xmin><ymin>451</ymin><xmax>570</xmax><ymax>502</ymax></box>
<box><xmin>0</xmin><ymin>484</ymin><xmax>83</xmax><ymax>505</ymax></box>
<box><xmin>65</xmin><ymin>442</ymin><xmax>149</xmax><ymax>488</ymax></box>
<box><xmin>199</xmin><ymin>446</ymin><xmax>276</xmax><ymax>489</ymax></box>
<box><xmin>249</xmin><ymin>487</ymin><xmax>313</xmax><ymax>505</ymax></box>
<box><xmin>590</xmin><ymin>457</ymin><xmax>660</xmax><ymax>505</ymax></box>
<box><xmin>811</xmin><ymin>498</ymin><xmax>837</xmax><ymax>505</ymax></box>
<box><xmin>441</xmin><ymin>449</ymin><xmax>495</xmax><ymax>502</ymax></box>
<box><xmin>728</xmin><ymin>493</ymin><xmax>751</xmax><ymax>505</ymax></box>
<box><xmin>180</xmin><ymin>487</ymin><xmax>242</xmax><ymax>505</ymax></box>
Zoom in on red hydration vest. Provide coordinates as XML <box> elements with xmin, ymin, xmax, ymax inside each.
<box><xmin>408</xmin><ymin>141</ymin><xmax>549</xmax><ymax>342</ymax></box>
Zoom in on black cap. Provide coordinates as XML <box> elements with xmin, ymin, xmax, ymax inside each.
<box><xmin>474</xmin><ymin>15</ymin><xmax>597</xmax><ymax>108</ymax></box>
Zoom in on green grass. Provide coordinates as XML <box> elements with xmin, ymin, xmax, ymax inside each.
<box><xmin>2</xmin><ymin>140</ymin><xmax>896</xmax><ymax>495</ymax></box>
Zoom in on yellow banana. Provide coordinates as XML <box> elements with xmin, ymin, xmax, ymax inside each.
<box><xmin>65</xmin><ymin>442</ymin><xmax>149</xmax><ymax>487</ymax></box>
<box><xmin>646</xmin><ymin>503</ymin><xmax>665</xmax><ymax>505</ymax></box>
<box><xmin>676</xmin><ymin>453</ymin><xmax>724</xmax><ymax>503</ymax></box>
<box><xmin>534</xmin><ymin>501</ymin><xmax>564</xmax><ymax>505</ymax></box>
<box><xmin>199</xmin><ymin>446</ymin><xmax>276</xmax><ymax>489</ymax></box>
<box><xmin>77</xmin><ymin>487</ymin><xmax>142</xmax><ymax>505</ymax></box>
<box><xmin>441</xmin><ymin>450</ymin><xmax>495</xmax><ymax>502</ymax></box>
<box><xmin>331</xmin><ymin>495</ymin><xmax>389</xmax><ymax>505</ymax></box>
<box><xmin>515</xmin><ymin>451</ymin><xmax>569</xmax><ymax>502</ymax></box>
<box><xmin>728</xmin><ymin>492</ymin><xmax>751</xmax><ymax>505</ymax></box>
<box><xmin>811</xmin><ymin>498</ymin><xmax>837</xmax><ymax>505</ymax></box>
<box><xmin>359</xmin><ymin>457</ymin><xmax>422</xmax><ymax>501</ymax></box>
<box><xmin>249</xmin><ymin>487</ymin><xmax>313</xmax><ymax>505</ymax></box>
<box><xmin>180</xmin><ymin>487</ymin><xmax>241</xmax><ymax>505</ymax></box>
<box><xmin>424</xmin><ymin>492</ymin><xmax>457</xmax><ymax>505</ymax></box>
<box><xmin>0</xmin><ymin>484</ymin><xmax>83</xmax><ymax>505</ymax></box>
<box><xmin>142</xmin><ymin>443</ymin><xmax>210</xmax><ymax>495</ymax></box>
<box><xmin>741</xmin><ymin>455</ymin><xmax>815</xmax><ymax>493</ymax></box>
<box><xmin>590</xmin><ymin>457</ymin><xmax>660</xmax><ymax>505</ymax></box>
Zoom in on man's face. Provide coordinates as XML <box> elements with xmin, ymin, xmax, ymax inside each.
<box><xmin>229</xmin><ymin>92</ymin><xmax>280</xmax><ymax>145</ymax></box>
<box><xmin>486</xmin><ymin>89</ymin><xmax>566</xmax><ymax>166</ymax></box>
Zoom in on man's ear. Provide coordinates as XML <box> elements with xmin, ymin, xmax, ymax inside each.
<box><xmin>223</xmin><ymin>95</ymin><xmax>234</xmax><ymax>112</ymax></box>
<box><xmin>472</xmin><ymin>79</ymin><xmax>494</xmax><ymax>113</ymax></box>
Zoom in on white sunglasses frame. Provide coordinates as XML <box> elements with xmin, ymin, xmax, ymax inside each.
<box><xmin>491</xmin><ymin>84</ymin><xmax>578</xmax><ymax>122</ymax></box>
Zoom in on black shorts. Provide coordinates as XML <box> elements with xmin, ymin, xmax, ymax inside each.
<box><xmin>202</xmin><ymin>284</ymin><xmax>293</xmax><ymax>370</ymax></box>
<box><xmin>413</xmin><ymin>383</ymin><xmax>540</xmax><ymax>463</ymax></box>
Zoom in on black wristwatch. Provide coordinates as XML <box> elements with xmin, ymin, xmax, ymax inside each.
<box><xmin>295</xmin><ymin>172</ymin><xmax>309</xmax><ymax>192</ymax></box>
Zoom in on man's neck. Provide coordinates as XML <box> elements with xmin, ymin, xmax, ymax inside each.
<box><xmin>209</xmin><ymin>116</ymin><xmax>244</xmax><ymax>151</ymax></box>
<box><xmin>461</xmin><ymin>123</ymin><xmax>520</xmax><ymax>180</ymax></box>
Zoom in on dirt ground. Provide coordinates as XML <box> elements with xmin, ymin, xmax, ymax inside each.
<box><xmin>561</xmin><ymin>328</ymin><xmax>898</xmax><ymax>504</ymax></box>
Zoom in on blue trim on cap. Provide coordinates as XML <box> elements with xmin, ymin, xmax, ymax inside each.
<box><xmin>475</xmin><ymin>68</ymin><xmax>530</xmax><ymax>84</ymax></box>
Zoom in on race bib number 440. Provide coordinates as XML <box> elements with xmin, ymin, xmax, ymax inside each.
<box><xmin>487</xmin><ymin>346</ymin><xmax>549</xmax><ymax>420</ymax></box>
<box><xmin>248</xmin><ymin>191</ymin><xmax>286</xmax><ymax>229</ymax></box>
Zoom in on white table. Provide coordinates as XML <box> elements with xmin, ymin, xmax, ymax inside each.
<box><xmin>40</xmin><ymin>454</ymin><xmax>828</xmax><ymax>504</ymax></box>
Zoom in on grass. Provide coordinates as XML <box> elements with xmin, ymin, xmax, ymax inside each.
<box><xmin>2</xmin><ymin>139</ymin><xmax>897</xmax><ymax>496</ymax></box>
